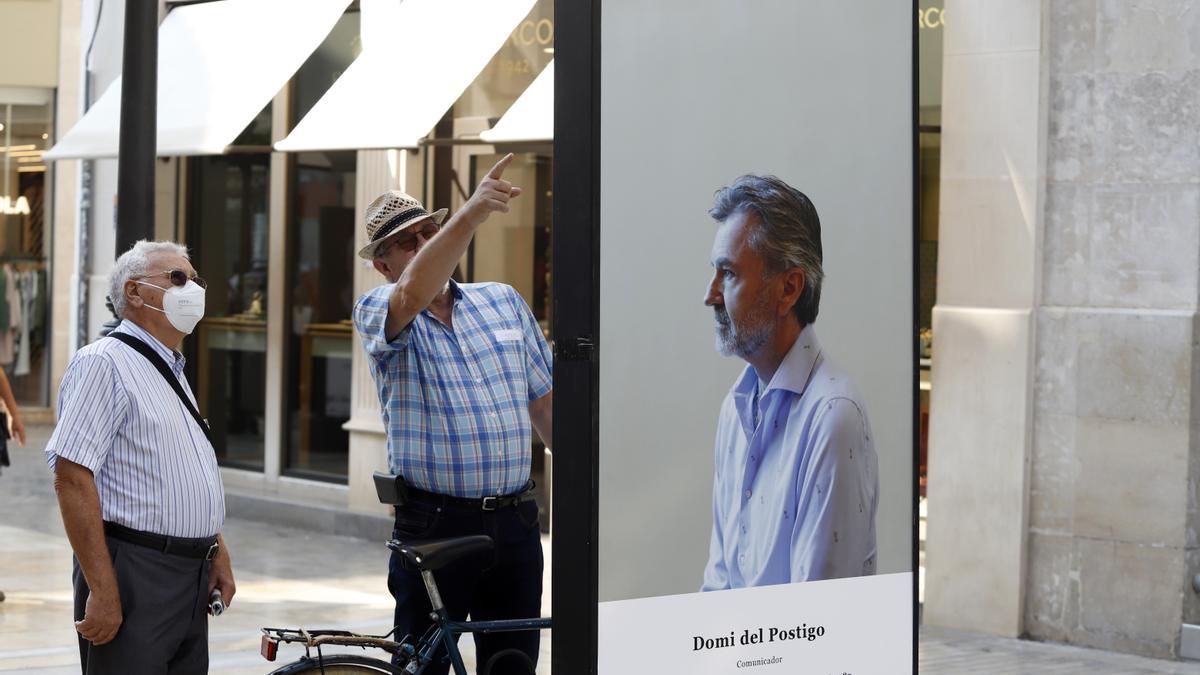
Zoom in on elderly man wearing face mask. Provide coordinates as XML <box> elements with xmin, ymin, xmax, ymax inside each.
<box><xmin>46</xmin><ymin>240</ymin><xmax>233</xmax><ymax>675</ymax></box>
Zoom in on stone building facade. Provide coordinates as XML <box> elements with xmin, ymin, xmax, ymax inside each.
<box><xmin>924</xmin><ymin>0</ymin><xmax>1200</xmax><ymax>659</ymax></box>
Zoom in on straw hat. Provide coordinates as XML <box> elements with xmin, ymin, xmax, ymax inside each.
<box><xmin>358</xmin><ymin>190</ymin><xmax>449</xmax><ymax>260</ymax></box>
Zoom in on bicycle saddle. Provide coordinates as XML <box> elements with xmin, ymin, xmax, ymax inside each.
<box><xmin>387</xmin><ymin>535</ymin><xmax>495</xmax><ymax>571</ymax></box>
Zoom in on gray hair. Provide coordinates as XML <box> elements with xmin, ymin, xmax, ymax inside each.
<box><xmin>109</xmin><ymin>240</ymin><xmax>190</xmax><ymax>319</ymax></box>
<box><xmin>709</xmin><ymin>175</ymin><xmax>824</xmax><ymax>326</ymax></box>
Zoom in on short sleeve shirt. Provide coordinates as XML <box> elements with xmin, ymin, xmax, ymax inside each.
<box><xmin>352</xmin><ymin>281</ymin><xmax>552</xmax><ymax>498</ymax></box>
<box><xmin>43</xmin><ymin>320</ymin><xmax>225</xmax><ymax>538</ymax></box>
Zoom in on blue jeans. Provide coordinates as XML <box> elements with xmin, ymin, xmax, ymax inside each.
<box><xmin>388</xmin><ymin>497</ymin><xmax>543</xmax><ymax>675</ymax></box>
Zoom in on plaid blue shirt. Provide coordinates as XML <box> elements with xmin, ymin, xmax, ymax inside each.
<box><xmin>352</xmin><ymin>280</ymin><xmax>552</xmax><ymax>498</ymax></box>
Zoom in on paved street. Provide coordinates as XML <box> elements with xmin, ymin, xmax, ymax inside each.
<box><xmin>0</xmin><ymin>426</ymin><xmax>548</xmax><ymax>673</ymax></box>
<box><xmin>3</xmin><ymin>425</ymin><xmax>1200</xmax><ymax>673</ymax></box>
<box><xmin>920</xmin><ymin>626</ymin><xmax>1200</xmax><ymax>674</ymax></box>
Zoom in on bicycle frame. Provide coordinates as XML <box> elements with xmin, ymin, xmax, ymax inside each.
<box><xmin>410</xmin><ymin>612</ymin><xmax>552</xmax><ymax>675</ymax></box>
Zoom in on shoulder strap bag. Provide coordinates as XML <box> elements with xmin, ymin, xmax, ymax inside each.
<box><xmin>108</xmin><ymin>332</ymin><xmax>213</xmax><ymax>445</ymax></box>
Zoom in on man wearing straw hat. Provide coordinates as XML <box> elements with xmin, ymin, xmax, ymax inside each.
<box><xmin>352</xmin><ymin>154</ymin><xmax>552</xmax><ymax>674</ymax></box>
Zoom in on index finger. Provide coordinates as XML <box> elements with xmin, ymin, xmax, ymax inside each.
<box><xmin>487</xmin><ymin>153</ymin><xmax>515</xmax><ymax>179</ymax></box>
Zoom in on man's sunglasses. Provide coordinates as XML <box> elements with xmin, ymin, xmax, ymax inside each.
<box><xmin>380</xmin><ymin>221</ymin><xmax>441</xmax><ymax>256</ymax></box>
<box><xmin>138</xmin><ymin>269</ymin><xmax>208</xmax><ymax>289</ymax></box>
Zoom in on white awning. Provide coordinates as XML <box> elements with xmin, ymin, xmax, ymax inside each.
<box><xmin>44</xmin><ymin>0</ymin><xmax>349</xmax><ymax>161</ymax></box>
<box><xmin>480</xmin><ymin>60</ymin><xmax>552</xmax><ymax>144</ymax></box>
<box><xmin>275</xmin><ymin>0</ymin><xmax>536</xmax><ymax>152</ymax></box>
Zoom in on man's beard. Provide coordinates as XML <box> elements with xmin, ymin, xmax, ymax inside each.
<box><xmin>713</xmin><ymin>299</ymin><xmax>774</xmax><ymax>359</ymax></box>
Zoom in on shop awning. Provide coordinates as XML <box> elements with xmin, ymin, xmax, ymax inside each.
<box><xmin>274</xmin><ymin>0</ymin><xmax>536</xmax><ymax>152</ymax></box>
<box><xmin>44</xmin><ymin>0</ymin><xmax>350</xmax><ymax>161</ymax></box>
<box><xmin>479</xmin><ymin>60</ymin><xmax>552</xmax><ymax>144</ymax></box>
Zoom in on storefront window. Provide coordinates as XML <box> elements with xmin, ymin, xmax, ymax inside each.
<box><xmin>284</xmin><ymin>151</ymin><xmax>355</xmax><ymax>481</ymax></box>
<box><xmin>917</xmin><ymin>1</ymin><xmax>943</xmax><ymax>559</ymax></box>
<box><xmin>464</xmin><ymin>151</ymin><xmax>552</xmax><ymax>326</ymax></box>
<box><xmin>283</xmin><ymin>10</ymin><xmax>360</xmax><ymax>482</ymax></box>
<box><xmin>0</xmin><ymin>101</ymin><xmax>52</xmax><ymax>407</ymax></box>
<box><xmin>186</xmin><ymin>153</ymin><xmax>271</xmax><ymax>470</ymax></box>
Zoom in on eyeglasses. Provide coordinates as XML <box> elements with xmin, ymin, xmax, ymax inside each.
<box><xmin>379</xmin><ymin>221</ymin><xmax>441</xmax><ymax>257</ymax></box>
<box><xmin>138</xmin><ymin>269</ymin><xmax>208</xmax><ymax>289</ymax></box>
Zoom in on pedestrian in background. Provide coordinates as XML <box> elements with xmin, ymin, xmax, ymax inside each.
<box><xmin>0</xmin><ymin>365</ymin><xmax>22</xmax><ymax>605</ymax></box>
<box><xmin>46</xmin><ymin>240</ymin><xmax>234</xmax><ymax>674</ymax></box>
<box><xmin>0</xmin><ymin>365</ymin><xmax>27</xmax><ymax>475</ymax></box>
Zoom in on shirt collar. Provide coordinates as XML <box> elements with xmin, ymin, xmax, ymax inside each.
<box><xmin>116</xmin><ymin>319</ymin><xmax>187</xmax><ymax>373</ymax></box>
<box><xmin>418</xmin><ymin>279</ymin><xmax>465</xmax><ymax>322</ymax></box>
<box><xmin>730</xmin><ymin>325</ymin><xmax>822</xmax><ymax>435</ymax></box>
<box><xmin>762</xmin><ymin>324</ymin><xmax>822</xmax><ymax>396</ymax></box>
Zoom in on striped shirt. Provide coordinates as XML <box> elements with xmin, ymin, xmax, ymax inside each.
<box><xmin>352</xmin><ymin>280</ymin><xmax>553</xmax><ymax>498</ymax></box>
<box><xmin>45</xmin><ymin>319</ymin><xmax>224</xmax><ymax>538</ymax></box>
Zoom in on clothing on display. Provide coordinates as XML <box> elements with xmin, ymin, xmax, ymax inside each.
<box><xmin>0</xmin><ymin>263</ymin><xmax>46</xmax><ymax>374</ymax></box>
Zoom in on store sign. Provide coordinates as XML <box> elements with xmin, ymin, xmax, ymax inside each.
<box><xmin>918</xmin><ymin>6</ymin><xmax>944</xmax><ymax>29</ymax></box>
<box><xmin>0</xmin><ymin>196</ymin><xmax>30</xmax><ymax>216</ymax></box>
<box><xmin>510</xmin><ymin>18</ymin><xmax>553</xmax><ymax>47</ymax></box>
<box><xmin>503</xmin><ymin>18</ymin><xmax>554</xmax><ymax>78</ymax></box>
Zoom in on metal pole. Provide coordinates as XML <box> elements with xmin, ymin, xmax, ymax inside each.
<box><xmin>104</xmin><ymin>0</ymin><xmax>158</xmax><ymax>333</ymax></box>
<box><xmin>116</xmin><ymin>0</ymin><xmax>157</xmax><ymax>251</ymax></box>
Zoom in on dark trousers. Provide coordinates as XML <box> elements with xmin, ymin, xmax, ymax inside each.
<box><xmin>73</xmin><ymin>536</ymin><xmax>210</xmax><ymax>675</ymax></box>
<box><xmin>389</xmin><ymin>498</ymin><xmax>543</xmax><ymax>675</ymax></box>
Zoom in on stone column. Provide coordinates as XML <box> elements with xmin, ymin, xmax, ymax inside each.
<box><xmin>923</xmin><ymin>0</ymin><xmax>1043</xmax><ymax>637</ymax></box>
<box><xmin>344</xmin><ymin>148</ymin><xmax>422</xmax><ymax>514</ymax></box>
<box><xmin>927</xmin><ymin>0</ymin><xmax>1200</xmax><ymax>660</ymax></box>
<box><xmin>51</xmin><ymin>0</ymin><xmax>82</xmax><ymax>403</ymax></box>
<box><xmin>1022</xmin><ymin>0</ymin><xmax>1200</xmax><ymax>658</ymax></box>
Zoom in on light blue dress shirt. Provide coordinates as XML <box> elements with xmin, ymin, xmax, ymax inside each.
<box><xmin>702</xmin><ymin>325</ymin><xmax>878</xmax><ymax>590</ymax></box>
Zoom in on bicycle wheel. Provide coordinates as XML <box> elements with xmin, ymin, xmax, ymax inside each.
<box><xmin>268</xmin><ymin>653</ymin><xmax>403</xmax><ymax>674</ymax></box>
<box><xmin>481</xmin><ymin>648</ymin><xmax>536</xmax><ymax>675</ymax></box>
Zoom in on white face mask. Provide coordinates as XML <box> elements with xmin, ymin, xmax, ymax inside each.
<box><xmin>136</xmin><ymin>279</ymin><xmax>206</xmax><ymax>334</ymax></box>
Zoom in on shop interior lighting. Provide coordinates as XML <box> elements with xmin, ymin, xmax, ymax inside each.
<box><xmin>41</xmin><ymin>133</ymin><xmax>48</xmax><ymax>140</ymax></box>
<box><xmin>0</xmin><ymin>144</ymin><xmax>35</xmax><ymax>153</ymax></box>
<box><xmin>7</xmin><ymin>150</ymin><xmax>44</xmax><ymax>158</ymax></box>
<box><xmin>16</xmin><ymin>165</ymin><xmax>45</xmax><ymax>173</ymax></box>
<box><xmin>17</xmin><ymin>156</ymin><xmax>42</xmax><ymax>163</ymax></box>
<box><xmin>544</xmin><ymin>47</ymin><xmax>554</xmax><ymax>53</ymax></box>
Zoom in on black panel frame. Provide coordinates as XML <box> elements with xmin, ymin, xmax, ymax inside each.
<box><xmin>552</xmin><ymin>2</ymin><xmax>919</xmax><ymax>672</ymax></box>
<box><xmin>911</xmin><ymin>1</ymin><xmax>922</xmax><ymax>672</ymax></box>
<box><xmin>551</xmin><ymin>0</ymin><xmax>601</xmax><ymax>673</ymax></box>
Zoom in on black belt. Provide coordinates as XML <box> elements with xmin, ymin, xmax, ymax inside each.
<box><xmin>405</xmin><ymin>481</ymin><xmax>536</xmax><ymax>512</ymax></box>
<box><xmin>103</xmin><ymin>521</ymin><xmax>219</xmax><ymax>561</ymax></box>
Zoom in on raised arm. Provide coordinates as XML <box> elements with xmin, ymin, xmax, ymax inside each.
<box><xmin>385</xmin><ymin>154</ymin><xmax>524</xmax><ymax>339</ymax></box>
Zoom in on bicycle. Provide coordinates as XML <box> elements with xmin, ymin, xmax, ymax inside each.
<box><xmin>260</xmin><ymin>534</ymin><xmax>551</xmax><ymax>674</ymax></box>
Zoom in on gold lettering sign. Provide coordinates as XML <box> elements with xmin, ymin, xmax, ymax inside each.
<box><xmin>917</xmin><ymin>7</ymin><xmax>944</xmax><ymax>29</ymax></box>
<box><xmin>511</xmin><ymin>18</ymin><xmax>554</xmax><ymax>47</ymax></box>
